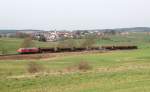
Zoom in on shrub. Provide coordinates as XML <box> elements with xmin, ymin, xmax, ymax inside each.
<box><xmin>38</xmin><ymin>35</ymin><xmax>47</xmax><ymax>42</ymax></box>
<box><xmin>57</xmin><ymin>39</ymin><xmax>77</xmax><ymax>48</ymax></box>
<box><xmin>101</xmin><ymin>36</ymin><xmax>111</xmax><ymax>40</ymax></box>
<box><xmin>27</xmin><ymin>62</ymin><xmax>43</xmax><ymax>73</ymax></box>
<box><xmin>77</xmin><ymin>61</ymin><xmax>92</xmax><ymax>71</ymax></box>
<box><xmin>16</xmin><ymin>32</ymin><xmax>30</xmax><ymax>38</ymax></box>
<box><xmin>21</xmin><ymin>37</ymin><xmax>35</xmax><ymax>48</ymax></box>
<box><xmin>65</xmin><ymin>61</ymin><xmax>92</xmax><ymax>72</ymax></box>
<box><xmin>1</xmin><ymin>48</ymin><xmax>8</xmax><ymax>55</ymax></box>
<box><xmin>81</xmin><ymin>35</ymin><xmax>96</xmax><ymax>49</ymax></box>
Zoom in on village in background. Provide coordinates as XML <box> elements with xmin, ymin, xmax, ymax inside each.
<box><xmin>0</xmin><ymin>27</ymin><xmax>150</xmax><ymax>42</ymax></box>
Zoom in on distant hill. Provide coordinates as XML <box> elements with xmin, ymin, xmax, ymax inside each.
<box><xmin>74</xmin><ymin>27</ymin><xmax>150</xmax><ymax>32</ymax></box>
<box><xmin>0</xmin><ymin>27</ymin><xmax>150</xmax><ymax>33</ymax></box>
<box><xmin>94</xmin><ymin>27</ymin><xmax>150</xmax><ymax>32</ymax></box>
<box><xmin>114</xmin><ymin>27</ymin><xmax>150</xmax><ymax>32</ymax></box>
<box><xmin>0</xmin><ymin>30</ymin><xmax>17</xmax><ymax>33</ymax></box>
<box><xmin>0</xmin><ymin>29</ymin><xmax>43</xmax><ymax>34</ymax></box>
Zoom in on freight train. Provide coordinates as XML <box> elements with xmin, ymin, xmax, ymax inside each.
<box><xmin>17</xmin><ymin>45</ymin><xmax>138</xmax><ymax>54</ymax></box>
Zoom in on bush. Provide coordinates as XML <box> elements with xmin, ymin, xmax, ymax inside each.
<box><xmin>1</xmin><ymin>48</ymin><xmax>8</xmax><ymax>55</ymax></box>
<box><xmin>16</xmin><ymin>33</ymin><xmax>30</xmax><ymax>38</ymax></box>
<box><xmin>57</xmin><ymin>39</ymin><xmax>77</xmax><ymax>48</ymax></box>
<box><xmin>21</xmin><ymin>37</ymin><xmax>35</xmax><ymax>48</ymax></box>
<box><xmin>38</xmin><ymin>35</ymin><xmax>47</xmax><ymax>42</ymax></box>
<box><xmin>27</xmin><ymin>62</ymin><xmax>43</xmax><ymax>73</ymax></box>
<box><xmin>65</xmin><ymin>61</ymin><xmax>92</xmax><ymax>72</ymax></box>
<box><xmin>101</xmin><ymin>36</ymin><xmax>111</xmax><ymax>40</ymax></box>
<box><xmin>77</xmin><ymin>61</ymin><xmax>92</xmax><ymax>71</ymax></box>
<box><xmin>81</xmin><ymin>35</ymin><xmax>96</xmax><ymax>48</ymax></box>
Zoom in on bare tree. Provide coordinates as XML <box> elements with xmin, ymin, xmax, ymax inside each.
<box><xmin>38</xmin><ymin>35</ymin><xmax>47</xmax><ymax>42</ymax></box>
<box><xmin>16</xmin><ymin>32</ymin><xmax>30</xmax><ymax>38</ymax></box>
<box><xmin>21</xmin><ymin>37</ymin><xmax>35</xmax><ymax>48</ymax></box>
<box><xmin>0</xmin><ymin>40</ymin><xmax>8</xmax><ymax>55</ymax></box>
<box><xmin>27</xmin><ymin>61</ymin><xmax>43</xmax><ymax>73</ymax></box>
<box><xmin>57</xmin><ymin>39</ymin><xmax>77</xmax><ymax>49</ymax></box>
<box><xmin>81</xmin><ymin>35</ymin><xmax>96</xmax><ymax>49</ymax></box>
<box><xmin>0</xmin><ymin>47</ymin><xmax>8</xmax><ymax>55</ymax></box>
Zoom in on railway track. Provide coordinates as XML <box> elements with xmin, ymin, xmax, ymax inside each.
<box><xmin>0</xmin><ymin>54</ymin><xmax>20</xmax><ymax>57</ymax></box>
<box><xmin>0</xmin><ymin>53</ymin><xmax>52</xmax><ymax>60</ymax></box>
<box><xmin>0</xmin><ymin>50</ymin><xmax>106</xmax><ymax>60</ymax></box>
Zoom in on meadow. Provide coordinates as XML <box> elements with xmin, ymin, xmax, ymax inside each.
<box><xmin>0</xmin><ymin>32</ymin><xmax>150</xmax><ymax>92</ymax></box>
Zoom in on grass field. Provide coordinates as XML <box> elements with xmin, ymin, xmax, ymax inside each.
<box><xmin>1</xmin><ymin>32</ymin><xmax>150</xmax><ymax>92</ymax></box>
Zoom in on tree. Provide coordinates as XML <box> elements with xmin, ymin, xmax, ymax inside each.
<box><xmin>16</xmin><ymin>32</ymin><xmax>30</xmax><ymax>38</ymax></box>
<box><xmin>21</xmin><ymin>37</ymin><xmax>35</xmax><ymax>48</ymax></box>
<box><xmin>57</xmin><ymin>39</ymin><xmax>77</xmax><ymax>49</ymax></box>
<box><xmin>1</xmin><ymin>48</ymin><xmax>8</xmax><ymax>55</ymax></box>
<box><xmin>104</xmin><ymin>30</ymin><xmax>117</xmax><ymax>35</ymax></box>
<box><xmin>38</xmin><ymin>35</ymin><xmax>47</xmax><ymax>42</ymax></box>
<box><xmin>0</xmin><ymin>40</ymin><xmax>8</xmax><ymax>55</ymax></box>
<box><xmin>81</xmin><ymin>35</ymin><xmax>96</xmax><ymax>49</ymax></box>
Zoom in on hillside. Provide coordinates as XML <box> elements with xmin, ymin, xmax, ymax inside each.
<box><xmin>0</xmin><ymin>27</ymin><xmax>150</xmax><ymax>33</ymax></box>
<box><xmin>114</xmin><ymin>27</ymin><xmax>150</xmax><ymax>32</ymax></box>
<box><xmin>0</xmin><ymin>29</ymin><xmax>42</xmax><ymax>33</ymax></box>
<box><xmin>1</xmin><ymin>30</ymin><xmax>150</xmax><ymax>92</ymax></box>
<box><xmin>73</xmin><ymin>27</ymin><xmax>150</xmax><ymax>32</ymax></box>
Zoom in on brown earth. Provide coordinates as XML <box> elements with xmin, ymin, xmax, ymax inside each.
<box><xmin>0</xmin><ymin>53</ymin><xmax>55</xmax><ymax>60</ymax></box>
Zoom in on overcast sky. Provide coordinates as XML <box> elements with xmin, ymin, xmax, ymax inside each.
<box><xmin>0</xmin><ymin>0</ymin><xmax>149</xmax><ymax>30</ymax></box>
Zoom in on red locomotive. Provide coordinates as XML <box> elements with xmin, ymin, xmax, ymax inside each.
<box><xmin>17</xmin><ymin>48</ymin><xmax>39</xmax><ymax>54</ymax></box>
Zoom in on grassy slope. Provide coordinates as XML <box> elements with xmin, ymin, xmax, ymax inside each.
<box><xmin>1</xmin><ymin>33</ymin><xmax>150</xmax><ymax>92</ymax></box>
<box><xmin>0</xmin><ymin>48</ymin><xmax>150</xmax><ymax>92</ymax></box>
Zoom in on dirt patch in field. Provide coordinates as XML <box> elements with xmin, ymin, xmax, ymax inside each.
<box><xmin>0</xmin><ymin>53</ymin><xmax>56</xmax><ymax>60</ymax></box>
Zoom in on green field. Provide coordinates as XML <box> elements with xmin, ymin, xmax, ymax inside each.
<box><xmin>1</xmin><ymin>32</ymin><xmax>150</xmax><ymax>92</ymax></box>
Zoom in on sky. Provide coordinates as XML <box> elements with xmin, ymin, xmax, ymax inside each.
<box><xmin>0</xmin><ymin>0</ymin><xmax>150</xmax><ymax>30</ymax></box>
